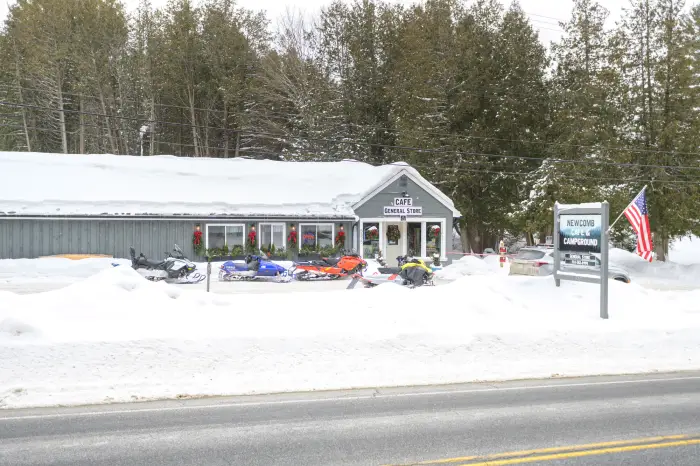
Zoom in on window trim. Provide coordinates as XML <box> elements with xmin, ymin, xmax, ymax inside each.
<box><xmin>298</xmin><ymin>223</ymin><xmax>335</xmax><ymax>251</ymax></box>
<box><xmin>258</xmin><ymin>222</ymin><xmax>287</xmax><ymax>251</ymax></box>
<box><xmin>205</xmin><ymin>223</ymin><xmax>246</xmax><ymax>250</ymax></box>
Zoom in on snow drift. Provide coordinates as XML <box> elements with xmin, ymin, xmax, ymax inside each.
<box><xmin>2</xmin><ymin>261</ymin><xmax>700</xmax><ymax>409</ymax></box>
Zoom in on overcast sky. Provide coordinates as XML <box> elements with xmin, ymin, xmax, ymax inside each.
<box><xmin>1</xmin><ymin>0</ymin><xmax>632</xmax><ymax>46</ymax></box>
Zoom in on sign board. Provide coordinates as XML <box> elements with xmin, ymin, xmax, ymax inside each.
<box><xmin>383</xmin><ymin>198</ymin><xmax>422</xmax><ymax>216</ymax></box>
<box><xmin>559</xmin><ymin>214</ymin><xmax>602</xmax><ymax>253</ymax></box>
<box><xmin>383</xmin><ymin>206</ymin><xmax>422</xmax><ymax>216</ymax></box>
<box><xmin>553</xmin><ymin>202</ymin><xmax>610</xmax><ymax>319</ymax></box>
<box><xmin>563</xmin><ymin>253</ymin><xmax>597</xmax><ymax>267</ymax></box>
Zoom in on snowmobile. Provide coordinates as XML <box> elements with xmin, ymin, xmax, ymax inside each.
<box><xmin>127</xmin><ymin>244</ymin><xmax>206</xmax><ymax>284</ymax></box>
<box><xmin>347</xmin><ymin>256</ymin><xmax>435</xmax><ymax>289</ymax></box>
<box><xmin>290</xmin><ymin>251</ymin><xmax>367</xmax><ymax>281</ymax></box>
<box><xmin>218</xmin><ymin>255</ymin><xmax>292</xmax><ymax>282</ymax></box>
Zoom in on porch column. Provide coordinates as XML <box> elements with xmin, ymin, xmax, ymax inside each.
<box><xmin>401</xmin><ymin>221</ymin><xmax>407</xmax><ymax>256</ymax></box>
<box><xmin>358</xmin><ymin>220</ymin><xmax>364</xmax><ymax>258</ymax></box>
<box><xmin>420</xmin><ymin>221</ymin><xmax>427</xmax><ymax>258</ymax></box>
<box><xmin>378</xmin><ymin>221</ymin><xmax>384</xmax><ymax>259</ymax></box>
<box><xmin>440</xmin><ymin>219</ymin><xmax>447</xmax><ymax>260</ymax></box>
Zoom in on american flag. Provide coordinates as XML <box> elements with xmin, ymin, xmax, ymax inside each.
<box><xmin>623</xmin><ymin>188</ymin><xmax>653</xmax><ymax>262</ymax></box>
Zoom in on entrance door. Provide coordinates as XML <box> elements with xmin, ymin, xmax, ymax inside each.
<box><xmin>384</xmin><ymin>222</ymin><xmax>402</xmax><ymax>266</ymax></box>
<box><xmin>407</xmin><ymin>222</ymin><xmax>423</xmax><ymax>257</ymax></box>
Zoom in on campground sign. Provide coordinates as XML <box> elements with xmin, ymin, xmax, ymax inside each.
<box><xmin>558</xmin><ymin>214</ymin><xmax>602</xmax><ymax>254</ymax></box>
<box><xmin>553</xmin><ymin>202</ymin><xmax>610</xmax><ymax>319</ymax></box>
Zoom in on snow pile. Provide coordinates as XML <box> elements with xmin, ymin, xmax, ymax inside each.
<box><xmin>670</xmin><ymin>235</ymin><xmax>700</xmax><ymax>265</ymax></box>
<box><xmin>435</xmin><ymin>255</ymin><xmax>507</xmax><ymax>280</ymax></box>
<box><xmin>0</xmin><ymin>151</ymin><xmax>457</xmax><ymax>217</ymax></box>
<box><xmin>2</xmin><ymin>265</ymin><xmax>700</xmax><ymax>409</ymax></box>
<box><xmin>0</xmin><ymin>257</ymin><xmax>129</xmax><ymax>283</ymax></box>
<box><xmin>611</xmin><ymin>246</ymin><xmax>700</xmax><ymax>290</ymax></box>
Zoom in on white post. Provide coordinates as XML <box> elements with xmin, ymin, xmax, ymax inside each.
<box><xmin>378</xmin><ymin>221</ymin><xmax>384</xmax><ymax>258</ymax></box>
<box><xmin>359</xmin><ymin>220</ymin><xmax>364</xmax><ymax>258</ymax></box>
<box><xmin>441</xmin><ymin>219</ymin><xmax>447</xmax><ymax>261</ymax></box>
<box><xmin>421</xmin><ymin>221</ymin><xmax>427</xmax><ymax>259</ymax></box>
<box><xmin>401</xmin><ymin>221</ymin><xmax>407</xmax><ymax>256</ymax></box>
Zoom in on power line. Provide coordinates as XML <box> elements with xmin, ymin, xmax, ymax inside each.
<box><xmin>5</xmin><ymin>97</ymin><xmax>698</xmax><ymax>161</ymax></box>
<box><xmin>3</xmin><ymin>100</ymin><xmax>700</xmax><ymax>173</ymax></box>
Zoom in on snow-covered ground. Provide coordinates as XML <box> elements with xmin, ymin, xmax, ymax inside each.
<box><xmin>1</xmin><ymin>238</ymin><xmax>700</xmax><ymax>409</ymax></box>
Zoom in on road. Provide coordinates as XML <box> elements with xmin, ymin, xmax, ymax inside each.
<box><xmin>1</xmin><ymin>371</ymin><xmax>699</xmax><ymax>465</ymax></box>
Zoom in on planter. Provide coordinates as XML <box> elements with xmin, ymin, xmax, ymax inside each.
<box><xmin>209</xmin><ymin>255</ymin><xmax>246</xmax><ymax>262</ymax></box>
<box><xmin>266</xmin><ymin>255</ymin><xmax>288</xmax><ymax>261</ymax></box>
<box><xmin>297</xmin><ymin>253</ymin><xmax>323</xmax><ymax>261</ymax></box>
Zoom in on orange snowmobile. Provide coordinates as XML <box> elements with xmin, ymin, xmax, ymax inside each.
<box><xmin>291</xmin><ymin>252</ymin><xmax>367</xmax><ymax>281</ymax></box>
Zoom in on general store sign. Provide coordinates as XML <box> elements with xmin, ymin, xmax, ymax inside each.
<box><xmin>383</xmin><ymin>197</ymin><xmax>422</xmax><ymax>216</ymax></box>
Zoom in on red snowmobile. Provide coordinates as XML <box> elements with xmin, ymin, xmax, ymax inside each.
<box><xmin>290</xmin><ymin>252</ymin><xmax>367</xmax><ymax>281</ymax></box>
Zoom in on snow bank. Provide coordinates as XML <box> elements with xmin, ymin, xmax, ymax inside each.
<box><xmin>670</xmin><ymin>235</ymin><xmax>700</xmax><ymax>265</ymax></box>
<box><xmin>0</xmin><ymin>151</ymin><xmax>456</xmax><ymax>217</ymax></box>
<box><xmin>2</xmin><ymin>265</ymin><xmax>700</xmax><ymax>409</ymax></box>
<box><xmin>434</xmin><ymin>255</ymin><xmax>507</xmax><ymax>280</ymax></box>
<box><xmin>611</xmin><ymin>247</ymin><xmax>700</xmax><ymax>290</ymax></box>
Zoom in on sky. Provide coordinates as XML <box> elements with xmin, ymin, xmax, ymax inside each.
<box><xmin>0</xmin><ymin>0</ymin><xmax>631</xmax><ymax>46</ymax></box>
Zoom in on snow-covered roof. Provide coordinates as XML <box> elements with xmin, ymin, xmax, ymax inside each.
<box><xmin>0</xmin><ymin>152</ymin><xmax>458</xmax><ymax>218</ymax></box>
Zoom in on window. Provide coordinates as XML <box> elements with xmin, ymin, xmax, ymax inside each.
<box><xmin>427</xmin><ymin>221</ymin><xmax>441</xmax><ymax>256</ymax></box>
<box><xmin>206</xmin><ymin>224</ymin><xmax>245</xmax><ymax>249</ymax></box>
<box><xmin>362</xmin><ymin>222</ymin><xmax>379</xmax><ymax>257</ymax></box>
<box><xmin>259</xmin><ymin>223</ymin><xmax>286</xmax><ymax>250</ymax></box>
<box><xmin>299</xmin><ymin>223</ymin><xmax>334</xmax><ymax>250</ymax></box>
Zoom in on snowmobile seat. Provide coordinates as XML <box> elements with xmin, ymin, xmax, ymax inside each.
<box><xmin>136</xmin><ymin>256</ymin><xmax>164</xmax><ymax>268</ymax></box>
<box><xmin>322</xmin><ymin>257</ymin><xmax>340</xmax><ymax>267</ymax></box>
<box><xmin>247</xmin><ymin>259</ymin><xmax>261</xmax><ymax>271</ymax></box>
<box><xmin>378</xmin><ymin>267</ymin><xmax>401</xmax><ymax>274</ymax></box>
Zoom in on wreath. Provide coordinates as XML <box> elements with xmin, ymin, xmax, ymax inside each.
<box><xmin>287</xmin><ymin>229</ymin><xmax>298</xmax><ymax>248</ymax></box>
<box><xmin>193</xmin><ymin>230</ymin><xmax>204</xmax><ymax>255</ymax></box>
<box><xmin>247</xmin><ymin>229</ymin><xmax>256</xmax><ymax>248</ymax></box>
<box><xmin>366</xmin><ymin>227</ymin><xmax>378</xmax><ymax>241</ymax></box>
<box><xmin>335</xmin><ymin>230</ymin><xmax>345</xmax><ymax>247</ymax></box>
<box><xmin>386</xmin><ymin>225</ymin><xmax>401</xmax><ymax>243</ymax></box>
<box><xmin>429</xmin><ymin>225</ymin><xmax>441</xmax><ymax>240</ymax></box>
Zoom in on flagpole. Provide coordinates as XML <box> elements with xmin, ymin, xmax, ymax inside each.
<box><xmin>606</xmin><ymin>185</ymin><xmax>647</xmax><ymax>234</ymax></box>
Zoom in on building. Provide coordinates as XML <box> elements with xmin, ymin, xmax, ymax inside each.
<box><xmin>0</xmin><ymin>152</ymin><xmax>461</xmax><ymax>265</ymax></box>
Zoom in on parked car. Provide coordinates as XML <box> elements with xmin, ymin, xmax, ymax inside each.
<box><xmin>509</xmin><ymin>246</ymin><xmax>631</xmax><ymax>283</ymax></box>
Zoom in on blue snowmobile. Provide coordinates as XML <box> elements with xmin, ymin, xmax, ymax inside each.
<box><xmin>218</xmin><ymin>255</ymin><xmax>291</xmax><ymax>282</ymax></box>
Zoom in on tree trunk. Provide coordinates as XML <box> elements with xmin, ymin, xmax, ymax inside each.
<box><xmin>654</xmin><ymin>230</ymin><xmax>669</xmax><ymax>262</ymax></box>
<box><xmin>12</xmin><ymin>39</ymin><xmax>31</xmax><ymax>151</ymax></box>
<box><xmin>79</xmin><ymin>96</ymin><xmax>85</xmax><ymax>154</ymax></box>
<box><xmin>234</xmin><ymin>132</ymin><xmax>240</xmax><ymax>158</ymax></box>
<box><xmin>465</xmin><ymin>221</ymin><xmax>483</xmax><ymax>254</ymax></box>
<box><xmin>457</xmin><ymin>218</ymin><xmax>469</xmax><ymax>253</ymax></box>
<box><xmin>204</xmin><ymin>108</ymin><xmax>210</xmax><ymax>157</ymax></box>
<box><xmin>55</xmin><ymin>74</ymin><xmax>68</xmax><ymax>154</ymax></box>
<box><xmin>187</xmin><ymin>85</ymin><xmax>200</xmax><ymax>157</ymax></box>
<box><xmin>644</xmin><ymin>0</ymin><xmax>655</xmax><ymax>146</ymax></box>
<box><xmin>525</xmin><ymin>232</ymin><xmax>535</xmax><ymax>246</ymax></box>
<box><xmin>223</xmin><ymin>102</ymin><xmax>229</xmax><ymax>158</ymax></box>
<box><xmin>98</xmin><ymin>87</ymin><xmax>118</xmax><ymax>154</ymax></box>
<box><xmin>149</xmin><ymin>96</ymin><xmax>155</xmax><ymax>156</ymax></box>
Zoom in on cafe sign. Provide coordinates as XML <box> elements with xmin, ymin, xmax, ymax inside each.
<box><xmin>383</xmin><ymin>197</ymin><xmax>422</xmax><ymax>216</ymax></box>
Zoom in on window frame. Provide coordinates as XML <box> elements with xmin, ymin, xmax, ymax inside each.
<box><xmin>298</xmin><ymin>223</ymin><xmax>335</xmax><ymax>251</ymax></box>
<box><xmin>205</xmin><ymin>223</ymin><xmax>246</xmax><ymax>250</ymax></box>
<box><xmin>258</xmin><ymin>222</ymin><xmax>287</xmax><ymax>251</ymax></box>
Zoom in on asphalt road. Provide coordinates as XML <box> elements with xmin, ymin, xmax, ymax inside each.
<box><xmin>1</xmin><ymin>371</ymin><xmax>700</xmax><ymax>466</ymax></box>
